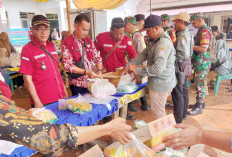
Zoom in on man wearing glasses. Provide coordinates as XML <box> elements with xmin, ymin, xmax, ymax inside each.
<box><xmin>19</xmin><ymin>15</ymin><xmax>68</xmax><ymax>108</ymax></box>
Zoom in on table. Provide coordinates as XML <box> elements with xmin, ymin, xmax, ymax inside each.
<box><xmin>0</xmin><ymin>67</ymin><xmax>21</xmax><ymax>93</ymax></box>
<box><xmin>2</xmin><ymin>83</ymin><xmax>147</xmax><ymax>157</ymax></box>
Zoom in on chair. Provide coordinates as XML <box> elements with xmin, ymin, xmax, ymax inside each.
<box><xmin>214</xmin><ymin>68</ymin><xmax>232</xmax><ymax>96</ymax></box>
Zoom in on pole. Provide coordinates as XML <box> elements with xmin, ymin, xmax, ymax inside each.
<box><xmin>66</xmin><ymin>0</ymin><xmax>71</xmax><ymax>35</ymax></box>
<box><xmin>150</xmin><ymin>0</ymin><xmax>151</xmax><ymax>15</ymax></box>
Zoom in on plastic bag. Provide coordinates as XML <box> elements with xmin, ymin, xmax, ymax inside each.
<box><xmin>58</xmin><ymin>99</ymin><xmax>68</xmax><ymax>110</ymax></box>
<box><xmin>117</xmin><ymin>72</ymin><xmax>138</xmax><ymax>93</ymax></box>
<box><xmin>9</xmin><ymin>53</ymin><xmax>21</xmax><ymax>67</ymax></box>
<box><xmin>104</xmin><ymin>133</ymin><xmax>155</xmax><ymax>157</ymax></box>
<box><xmin>155</xmin><ymin>147</ymin><xmax>187</xmax><ymax>157</ymax></box>
<box><xmin>30</xmin><ymin>108</ymin><xmax>58</xmax><ymax>124</ymax></box>
<box><xmin>66</xmin><ymin>94</ymin><xmax>92</xmax><ymax>114</ymax></box>
<box><xmin>91</xmin><ymin>78</ymin><xmax>117</xmax><ymax>98</ymax></box>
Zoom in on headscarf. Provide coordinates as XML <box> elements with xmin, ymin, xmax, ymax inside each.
<box><xmin>0</xmin><ymin>32</ymin><xmax>12</xmax><ymax>57</ymax></box>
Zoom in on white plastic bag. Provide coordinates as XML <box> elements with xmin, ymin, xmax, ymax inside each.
<box><xmin>117</xmin><ymin>72</ymin><xmax>138</xmax><ymax>93</ymax></box>
<box><xmin>104</xmin><ymin>133</ymin><xmax>154</xmax><ymax>157</ymax></box>
<box><xmin>91</xmin><ymin>78</ymin><xmax>117</xmax><ymax>98</ymax></box>
<box><xmin>9</xmin><ymin>53</ymin><xmax>21</xmax><ymax>67</ymax></box>
<box><xmin>30</xmin><ymin>108</ymin><xmax>58</xmax><ymax>124</ymax></box>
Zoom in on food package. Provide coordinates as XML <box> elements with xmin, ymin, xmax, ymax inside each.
<box><xmin>66</xmin><ymin>95</ymin><xmax>92</xmax><ymax>114</ymax></box>
<box><xmin>154</xmin><ymin>148</ymin><xmax>187</xmax><ymax>157</ymax></box>
<box><xmin>58</xmin><ymin>99</ymin><xmax>68</xmax><ymax>110</ymax></box>
<box><xmin>30</xmin><ymin>108</ymin><xmax>58</xmax><ymax>124</ymax></box>
<box><xmin>102</xmin><ymin>72</ymin><xmax>121</xmax><ymax>87</ymax></box>
<box><xmin>104</xmin><ymin>133</ymin><xmax>154</xmax><ymax>157</ymax></box>
<box><xmin>117</xmin><ymin>72</ymin><xmax>138</xmax><ymax>93</ymax></box>
<box><xmin>134</xmin><ymin>120</ymin><xmax>147</xmax><ymax>130</ymax></box>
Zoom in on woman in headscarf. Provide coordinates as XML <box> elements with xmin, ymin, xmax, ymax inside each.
<box><xmin>0</xmin><ymin>32</ymin><xmax>17</xmax><ymax>57</ymax></box>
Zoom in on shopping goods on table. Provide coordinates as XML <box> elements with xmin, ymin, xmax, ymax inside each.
<box><xmin>104</xmin><ymin>133</ymin><xmax>154</xmax><ymax>157</ymax></box>
<box><xmin>89</xmin><ymin>78</ymin><xmax>116</xmax><ymax>98</ymax></box>
<box><xmin>30</xmin><ymin>108</ymin><xmax>58</xmax><ymax>124</ymax></box>
<box><xmin>102</xmin><ymin>72</ymin><xmax>121</xmax><ymax>87</ymax></box>
<box><xmin>117</xmin><ymin>72</ymin><xmax>138</xmax><ymax>93</ymax></box>
<box><xmin>66</xmin><ymin>95</ymin><xmax>92</xmax><ymax>114</ymax></box>
<box><xmin>58</xmin><ymin>99</ymin><xmax>68</xmax><ymax>110</ymax></box>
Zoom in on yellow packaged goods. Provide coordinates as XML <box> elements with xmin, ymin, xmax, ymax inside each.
<box><xmin>66</xmin><ymin>98</ymin><xmax>92</xmax><ymax>114</ymax></box>
<box><xmin>104</xmin><ymin>133</ymin><xmax>154</xmax><ymax>157</ymax></box>
<box><xmin>102</xmin><ymin>72</ymin><xmax>120</xmax><ymax>87</ymax></box>
<box><xmin>30</xmin><ymin>108</ymin><xmax>58</xmax><ymax>124</ymax></box>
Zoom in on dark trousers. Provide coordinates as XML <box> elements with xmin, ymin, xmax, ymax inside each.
<box><xmin>70</xmin><ymin>85</ymin><xmax>88</xmax><ymax>96</ymax></box>
<box><xmin>171</xmin><ymin>79</ymin><xmax>189</xmax><ymax>124</ymax></box>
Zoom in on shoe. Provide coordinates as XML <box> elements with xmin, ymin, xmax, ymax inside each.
<box><xmin>126</xmin><ymin>112</ymin><xmax>134</xmax><ymax>120</ymax></box>
<box><xmin>140</xmin><ymin>96</ymin><xmax>150</xmax><ymax>111</ymax></box>
<box><xmin>128</xmin><ymin>103</ymin><xmax>138</xmax><ymax>112</ymax></box>
<box><xmin>187</xmin><ymin>103</ymin><xmax>203</xmax><ymax>116</ymax></box>
<box><xmin>103</xmin><ymin>116</ymin><xmax>112</xmax><ymax>123</ymax></box>
<box><xmin>189</xmin><ymin>103</ymin><xmax>206</xmax><ymax>109</ymax></box>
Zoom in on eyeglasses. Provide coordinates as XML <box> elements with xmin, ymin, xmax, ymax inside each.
<box><xmin>33</xmin><ymin>27</ymin><xmax>50</xmax><ymax>33</ymax></box>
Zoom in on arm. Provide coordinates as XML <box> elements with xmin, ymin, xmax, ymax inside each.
<box><xmin>193</xmin><ymin>46</ymin><xmax>207</xmax><ymax>53</ymax></box>
<box><xmin>163</xmin><ymin>124</ymin><xmax>232</xmax><ymax>153</ymax></box>
<box><xmin>91</xmin><ymin>41</ymin><xmax>103</xmax><ymax>78</ymax></box>
<box><xmin>133</xmin><ymin>32</ymin><xmax>145</xmax><ymax>54</ymax></box>
<box><xmin>23</xmin><ymin>75</ymin><xmax>43</xmax><ymax>108</ymax></box>
<box><xmin>126</xmin><ymin>37</ymin><xmax>137</xmax><ymax>60</ymax></box>
<box><xmin>194</xmin><ymin>29</ymin><xmax>210</xmax><ymax>53</ymax></box>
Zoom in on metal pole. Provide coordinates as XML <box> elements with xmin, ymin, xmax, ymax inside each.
<box><xmin>66</xmin><ymin>0</ymin><xmax>72</xmax><ymax>35</ymax></box>
<box><xmin>150</xmin><ymin>0</ymin><xmax>151</xmax><ymax>15</ymax></box>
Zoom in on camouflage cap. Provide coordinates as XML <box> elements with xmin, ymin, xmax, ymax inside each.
<box><xmin>161</xmin><ymin>14</ymin><xmax>170</xmax><ymax>20</ymax></box>
<box><xmin>190</xmin><ymin>12</ymin><xmax>204</xmax><ymax>21</ymax></box>
<box><xmin>124</xmin><ymin>16</ymin><xmax>137</xmax><ymax>25</ymax></box>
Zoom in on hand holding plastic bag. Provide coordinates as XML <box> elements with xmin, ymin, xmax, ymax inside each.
<box><xmin>91</xmin><ymin>78</ymin><xmax>117</xmax><ymax>98</ymax></box>
<box><xmin>104</xmin><ymin>133</ymin><xmax>155</xmax><ymax>157</ymax></box>
<box><xmin>117</xmin><ymin>72</ymin><xmax>138</xmax><ymax>93</ymax></box>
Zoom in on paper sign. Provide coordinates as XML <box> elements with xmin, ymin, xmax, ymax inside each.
<box><xmin>148</xmin><ymin>114</ymin><xmax>176</xmax><ymax>137</ymax></box>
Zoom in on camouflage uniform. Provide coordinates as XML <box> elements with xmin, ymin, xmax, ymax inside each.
<box><xmin>193</xmin><ymin>25</ymin><xmax>212</xmax><ymax>103</ymax></box>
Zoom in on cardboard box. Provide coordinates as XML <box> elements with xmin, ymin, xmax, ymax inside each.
<box><xmin>79</xmin><ymin>145</ymin><xmax>103</xmax><ymax>157</ymax></box>
<box><xmin>102</xmin><ymin>72</ymin><xmax>120</xmax><ymax>87</ymax></box>
<box><xmin>136</xmin><ymin>75</ymin><xmax>148</xmax><ymax>84</ymax></box>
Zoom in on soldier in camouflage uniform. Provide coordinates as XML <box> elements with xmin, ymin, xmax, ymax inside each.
<box><xmin>161</xmin><ymin>14</ymin><xmax>176</xmax><ymax>44</ymax></box>
<box><xmin>188</xmin><ymin>13</ymin><xmax>212</xmax><ymax>116</ymax></box>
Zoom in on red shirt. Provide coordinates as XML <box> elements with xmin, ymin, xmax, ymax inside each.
<box><xmin>62</xmin><ymin>33</ymin><xmax>102</xmax><ymax>88</ymax></box>
<box><xmin>19</xmin><ymin>38</ymin><xmax>66</xmax><ymax>105</ymax></box>
<box><xmin>94</xmin><ymin>32</ymin><xmax>137</xmax><ymax>72</ymax></box>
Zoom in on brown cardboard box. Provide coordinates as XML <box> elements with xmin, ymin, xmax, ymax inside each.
<box><xmin>79</xmin><ymin>145</ymin><xmax>103</xmax><ymax>157</ymax></box>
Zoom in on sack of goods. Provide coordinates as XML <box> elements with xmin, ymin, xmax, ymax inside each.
<box><xmin>117</xmin><ymin>72</ymin><xmax>138</xmax><ymax>93</ymax></box>
<box><xmin>66</xmin><ymin>94</ymin><xmax>92</xmax><ymax>114</ymax></box>
<box><xmin>30</xmin><ymin>108</ymin><xmax>58</xmax><ymax>124</ymax></box>
<box><xmin>88</xmin><ymin>78</ymin><xmax>117</xmax><ymax>98</ymax></box>
<box><xmin>104</xmin><ymin>133</ymin><xmax>154</xmax><ymax>157</ymax></box>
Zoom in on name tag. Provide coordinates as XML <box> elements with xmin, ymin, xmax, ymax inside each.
<box><xmin>34</xmin><ymin>54</ymin><xmax>46</xmax><ymax>59</ymax></box>
<box><xmin>103</xmin><ymin>44</ymin><xmax>113</xmax><ymax>47</ymax></box>
<box><xmin>118</xmin><ymin>45</ymin><xmax>126</xmax><ymax>48</ymax></box>
<box><xmin>51</xmin><ymin>51</ymin><xmax>57</xmax><ymax>55</ymax></box>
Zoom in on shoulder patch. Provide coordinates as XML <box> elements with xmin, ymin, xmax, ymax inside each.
<box><xmin>128</xmin><ymin>41</ymin><xmax>132</xmax><ymax>45</ymax></box>
<box><xmin>202</xmin><ymin>32</ymin><xmax>207</xmax><ymax>38</ymax></box>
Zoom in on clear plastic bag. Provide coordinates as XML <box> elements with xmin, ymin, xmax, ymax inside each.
<box><xmin>66</xmin><ymin>94</ymin><xmax>92</xmax><ymax>114</ymax></box>
<box><xmin>104</xmin><ymin>133</ymin><xmax>155</xmax><ymax>157</ymax></box>
<box><xmin>30</xmin><ymin>108</ymin><xmax>58</xmax><ymax>124</ymax></box>
<box><xmin>117</xmin><ymin>72</ymin><xmax>138</xmax><ymax>93</ymax></box>
<box><xmin>58</xmin><ymin>99</ymin><xmax>68</xmax><ymax>110</ymax></box>
<box><xmin>91</xmin><ymin>78</ymin><xmax>117</xmax><ymax>98</ymax></box>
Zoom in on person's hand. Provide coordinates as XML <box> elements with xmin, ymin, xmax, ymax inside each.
<box><xmin>162</xmin><ymin>124</ymin><xmax>200</xmax><ymax>150</ymax></box>
<box><xmin>105</xmin><ymin>118</ymin><xmax>132</xmax><ymax>145</ymax></box>
<box><xmin>64</xmin><ymin>87</ymin><xmax>68</xmax><ymax>98</ymax></box>
<box><xmin>34</xmin><ymin>101</ymin><xmax>44</xmax><ymax>108</ymax></box>
<box><xmin>128</xmin><ymin>64</ymin><xmax>137</xmax><ymax>75</ymax></box>
<box><xmin>86</xmin><ymin>70</ymin><xmax>98</xmax><ymax>78</ymax></box>
<box><xmin>118</xmin><ymin>67</ymin><xmax>128</xmax><ymax>76</ymax></box>
<box><xmin>96</xmin><ymin>71</ymin><xmax>103</xmax><ymax>79</ymax></box>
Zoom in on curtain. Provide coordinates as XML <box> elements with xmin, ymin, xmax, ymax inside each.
<box><xmin>72</xmin><ymin>0</ymin><xmax>128</xmax><ymax>10</ymax></box>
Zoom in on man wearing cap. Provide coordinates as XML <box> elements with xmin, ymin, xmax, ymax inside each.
<box><xmin>94</xmin><ymin>17</ymin><xmax>137</xmax><ymax>120</ymax></box>
<box><xmin>171</xmin><ymin>12</ymin><xmax>194</xmax><ymax>123</ymax></box>
<box><xmin>62</xmin><ymin>15</ymin><xmax>102</xmax><ymax>96</ymax></box>
<box><xmin>161</xmin><ymin>14</ymin><xmax>176</xmax><ymax>44</ymax></box>
<box><xmin>124</xmin><ymin>16</ymin><xmax>149</xmax><ymax>112</ymax></box>
<box><xmin>128</xmin><ymin>14</ymin><xmax>177</xmax><ymax>119</ymax></box>
<box><xmin>188</xmin><ymin>13</ymin><xmax>212</xmax><ymax>116</ymax></box>
<box><xmin>19</xmin><ymin>15</ymin><xmax>67</xmax><ymax>108</ymax></box>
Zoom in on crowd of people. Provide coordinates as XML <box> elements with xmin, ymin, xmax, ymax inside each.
<box><xmin>0</xmin><ymin>11</ymin><xmax>232</xmax><ymax>156</ymax></box>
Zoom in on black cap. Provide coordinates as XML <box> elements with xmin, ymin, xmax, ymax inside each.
<box><xmin>211</xmin><ymin>26</ymin><xmax>218</xmax><ymax>32</ymax></box>
<box><xmin>134</xmin><ymin>14</ymin><xmax>145</xmax><ymax>22</ymax></box>
<box><xmin>144</xmin><ymin>14</ymin><xmax>162</xmax><ymax>29</ymax></box>
<box><xmin>31</xmin><ymin>15</ymin><xmax>50</xmax><ymax>27</ymax></box>
<box><xmin>111</xmin><ymin>17</ymin><xmax>125</xmax><ymax>29</ymax></box>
